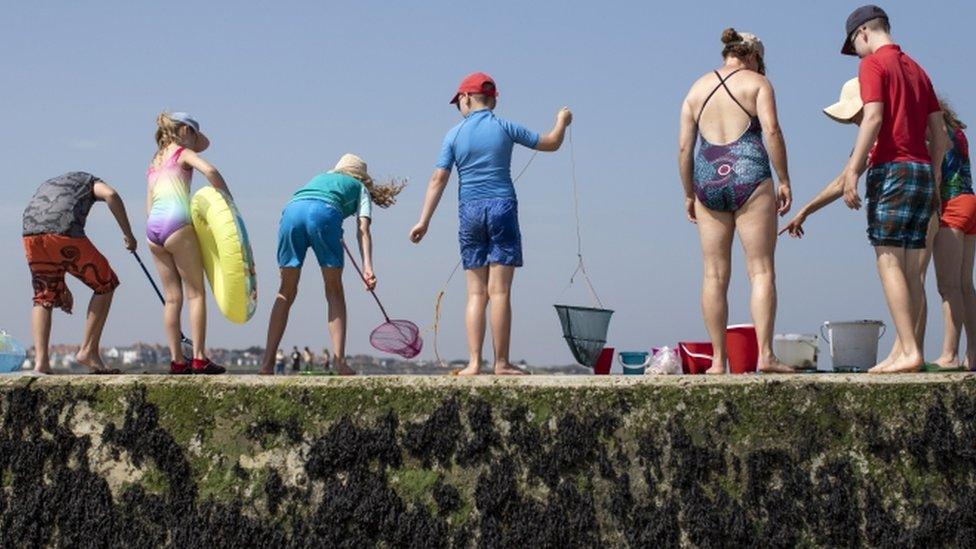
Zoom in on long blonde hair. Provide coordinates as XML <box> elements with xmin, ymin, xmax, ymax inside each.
<box><xmin>153</xmin><ymin>112</ymin><xmax>185</xmax><ymax>162</ymax></box>
<box><xmin>940</xmin><ymin>98</ymin><xmax>967</xmax><ymax>130</ymax></box>
<box><xmin>363</xmin><ymin>177</ymin><xmax>407</xmax><ymax>208</ymax></box>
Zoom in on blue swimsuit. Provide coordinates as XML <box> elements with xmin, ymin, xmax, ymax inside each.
<box><xmin>693</xmin><ymin>69</ymin><xmax>772</xmax><ymax>212</ymax></box>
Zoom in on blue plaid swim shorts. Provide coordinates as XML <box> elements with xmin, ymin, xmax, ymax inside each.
<box><xmin>866</xmin><ymin>161</ymin><xmax>935</xmax><ymax>249</ymax></box>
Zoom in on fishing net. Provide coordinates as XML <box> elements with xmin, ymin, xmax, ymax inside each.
<box><xmin>339</xmin><ymin>240</ymin><xmax>424</xmax><ymax>360</ymax></box>
<box><xmin>554</xmin><ymin>305</ymin><xmax>613</xmax><ymax>367</ymax></box>
<box><xmin>371</xmin><ymin>320</ymin><xmax>423</xmax><ymax>359</ymax></box>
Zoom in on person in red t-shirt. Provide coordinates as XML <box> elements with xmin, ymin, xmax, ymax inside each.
<box><xmin>838</xmin><ymin>5</ymin><xmax>950</xmax><ymax>373</ymax></box>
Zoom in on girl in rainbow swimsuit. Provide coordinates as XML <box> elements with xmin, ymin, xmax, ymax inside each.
<box><xmin>146</xmin><ymin>112</ymin><xmax>229</xmax><ymax>374</ymax></box>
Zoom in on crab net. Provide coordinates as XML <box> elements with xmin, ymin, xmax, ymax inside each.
<box><xmin>370</xmin><ymin>319</ymin><xmax>423</xmax><ymax>359</ymax></box>
<box><xmin>554</xmin><ymin>305</ymin><xmax>613</xmax><ymax>368</ymax></box>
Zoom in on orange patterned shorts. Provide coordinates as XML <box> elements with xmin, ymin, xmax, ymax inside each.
<box><xmin>23</xmin><ymin>235</ymin><xmax>119</xmax><ymax>313</ymax></box>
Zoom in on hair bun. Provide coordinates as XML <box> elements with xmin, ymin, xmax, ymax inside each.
<box><xmin>721</xmin><ymin>28</ymin><xmax>741</xmax><ymax>45</ymax></box>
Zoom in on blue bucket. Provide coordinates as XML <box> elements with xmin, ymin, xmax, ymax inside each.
<box><xmin>618</xmin><ymin>351</ymin><xmax>650</xmax><ymax>375</ymax></box>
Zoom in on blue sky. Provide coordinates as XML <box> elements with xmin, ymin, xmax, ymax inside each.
<box><xmin>1</xmin><ymin>1</ymin><xmax>973</xmax><ymax>365</ymax></box>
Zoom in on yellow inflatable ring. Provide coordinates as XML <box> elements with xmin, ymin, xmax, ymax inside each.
<box><xmin>191</xmin><ymin>187</ymin><xmax>257</xmax><ymax>323</ymax></box>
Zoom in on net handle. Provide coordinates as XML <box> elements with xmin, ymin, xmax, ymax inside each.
<box><xmin>342</xmin><ymin>240</ymin><xmax>391</xmax><ymax>322</ymax></box>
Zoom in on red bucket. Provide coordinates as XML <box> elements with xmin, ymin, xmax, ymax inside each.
<box><xmin>594</xmin><ymin>347</ymin><xmax>614</xmax><ymax>375</ymax></box>
<box><xmin>678</xmin><ymin>342</ymin><xmax>713</xmax><ymax>375</ymax></box>
<box><xmin>727</xmin><ymin>324</ymin><xmax>758</xmax><ymax>374</ymax></box>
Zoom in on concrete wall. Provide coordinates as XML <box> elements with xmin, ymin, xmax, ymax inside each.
<box><xmin>1</xmin><ymin>375</ymin><xmax>975</xmax><ymax>547</ymax></box>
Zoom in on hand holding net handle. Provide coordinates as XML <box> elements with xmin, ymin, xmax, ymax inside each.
<box><xmin>341</xmin><ymin>240</ymin><xmax>391</xmax><ymax>322</ymax></box>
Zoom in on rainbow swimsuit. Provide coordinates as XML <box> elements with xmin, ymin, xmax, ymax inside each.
<box><xmin>146</xmin><ymin>147</ymin><xmax>193</xmax><ymax>246</ymax></box>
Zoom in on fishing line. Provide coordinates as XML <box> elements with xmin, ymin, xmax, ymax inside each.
<box><xmin>560</xmin><ymin>127</ymin><xmax>604</xmax><ymax>308</ymax></box>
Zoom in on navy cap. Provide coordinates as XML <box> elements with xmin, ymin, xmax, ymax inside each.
<box><xmin>842</xmin><ymin>5</ymin><xmax>888</xmax><ymax>55</ymax></box>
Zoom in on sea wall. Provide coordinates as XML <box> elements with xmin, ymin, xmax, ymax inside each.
<box><xmin>1</xmin><ymin>375</ymin><xmax>975</xmax><ymax>547</ymax></box>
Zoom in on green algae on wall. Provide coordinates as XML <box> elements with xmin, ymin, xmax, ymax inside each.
<box><xmin>1</xmin><ymin>375</ymin><xmax>976</xmax><ymax>547</ymax></box>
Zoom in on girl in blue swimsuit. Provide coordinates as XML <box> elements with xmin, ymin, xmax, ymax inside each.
<box><xmin>678</xmin><ymin>28</ymin><xmax>794</xmax><ymax>374</ymax></box>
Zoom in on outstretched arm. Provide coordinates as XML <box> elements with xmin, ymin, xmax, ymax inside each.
<box><xmin>179</xmin><ymin>149</ymin><xmax>231</xmax><ymax>196</ymax></box>
<box><xmin>678</xmin><ymin>97</ymin><xmax>698</xmax><ymax>223</ymax></box>
<box><xmin>779</xmin><ymin>172</ymin><xmax>846</xmax><ymax>238</ymax></box>
<box><xmin>93</xmin><ymin>181</ymin><xmax>137</xmax><ymax>251</ymax></box>
<box><xmin>535</xmin><ymin>108</ymin><xmax>573</xmax><ymax>151</ymax></box>
<box><xmin>409</xmin><ymin>168</ymin><xmax>450</xmax><ymax>243</ymax></box>
<box><xmin>756</xmin><ymin>79</ymin><xmax>791</xmax><ymax>215</ymax></box>
<box><xmin>357</xmin><ymin>216</ymin><xmax>376</xmax><ymax>291</ymax></box>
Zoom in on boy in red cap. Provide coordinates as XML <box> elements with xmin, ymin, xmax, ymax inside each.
<box><xmin>410</xmin><ymin>72</ymin><xmax>572</xmax><ymax>375</ymax></box>
<box><xmin>838</xmin><ymin>5</ymin><xmax>949</xmax><ymax>372</ymax></box>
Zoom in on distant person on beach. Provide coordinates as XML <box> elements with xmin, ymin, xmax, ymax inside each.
<box><xmin>146</xmin><ymin>112</ymin><xmax>229</xmax><ymax>375</ymax></box>
<box><xmin>302</xmin><ymin>346</ymin><xmax>315</xmax><ymax>372</ymax></box>
<box><xmin>677</xmin><ymin>28</ymin><xmax>795</xmax><ymax>374</ymax></box>
<box><xmin>22</xmin><ymin>172</ymin><xmax>137</xmax><ymax>374</ymax></box>
<box><xmin>832</xmin><ymin>5</ymin><xmax>946</xmax><ymax>373</ymax></box>
<box><xmin>258</xmin><ymin>154</ymin><xmax>404</xmax><ymax>376</ymax></box>
<box><xmin>275</xmin><ymin>348</ymin><xmax>286</xmax><ymax>375</ymax></box>
<box><xmin>290</xmin><ymin>346</ymin><xmax>301</xmax><ymax>372</ymax></box>
<box><xmin>321</xmin><ymin>347</ymin><xmax>331</xmax><ymax>371</ymax></box>
<box><xmin>409</xmin><ymin>72</ymin><xmax>572</xmax><ymax>376</ymax></box>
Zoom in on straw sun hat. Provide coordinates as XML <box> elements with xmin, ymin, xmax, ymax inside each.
<box><xmin>823</xmin><ymin>78</ymin><xmax>863</xmax><ymax>124</ymax></box>
<box><xmin>332</xmin><ymin>153</ymin><xmax>374</xmax><ymax>186</ymax></box>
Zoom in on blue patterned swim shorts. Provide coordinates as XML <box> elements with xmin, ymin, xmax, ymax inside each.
<box><xmin>866</xmin><ymin>161</ymin><xmax>935</xmax><ymax>249</ymax></box>
<box><xmin>458</xmin><ymin>198</ymin><xmax>523</xmax><ymax>270</ymax></box>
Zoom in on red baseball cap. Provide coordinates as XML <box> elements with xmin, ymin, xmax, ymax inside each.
<box><xmin>449</xmin><ymin>72</ymin><xmax>498</xmax><ymax>104</ymax></box>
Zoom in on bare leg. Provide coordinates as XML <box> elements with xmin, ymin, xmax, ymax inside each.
<box><xmin>165</xmin><ymin>227</ymin><xmax>207</xmax><ymax>360</ymax></box>
<box><xmin>487</xmin><ymin>264</ymin><xmax>523</xmax><ymax>375</ymax></box>
<box><xmin>961</xmin><ymin>236</ymin><xmax>976</xmax><ymax>368</ymax></box>
<box><xmin>149</xmin><ymin>240</ymin><xmax>184</xmax><ymax>363</ymax></box>
<box><xmin>31</xmin><ymin>305</ymin><xmax>53</xmax><ymax>374</ymax></box>
<box><xmin>879</xmin><ymin>218</ymin><xmax>938</xmax><ymax>369</ymax></box>
<box><xmin>323</xmin><ymin>267</ymin><xmax>354</xmax><ymax>375</ymax></box>
<box><xmin>735</xmin><ymin>181</ymin><xmax>793</xmax><ymax>373</ymax></box>
<box><xmin>871</xmin><ymin>246</ymin><xmax>924</xmax><ymax>373</ymax></box>
<box><xmin>75</xmin><ymin>291</ymin><xmax>114</xmax><ymax>372</ymax></box>
<box><xmin>695</xmin><ymin>199</ymin><xmax>733</xmax><ymax>374</ymax></box>
<box><xmin>458</xmin><ymin>267</ymin><xmax>489</xmax><ymax>375</ymax></box>
<box><xmin>260</xmin><ymin>268</ymin><xmax>301</xmax><ymax>375</ymax></box>
<box><xmin>933</xmin><ymin>228</ymin><xmax>966</xmax><ymax>368</ymax></box>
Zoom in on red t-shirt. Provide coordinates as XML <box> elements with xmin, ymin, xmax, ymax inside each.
<box><xmin>859</xmin><ymin>45</ymin><xmax>940</xmax><ymax>166</ymax></box>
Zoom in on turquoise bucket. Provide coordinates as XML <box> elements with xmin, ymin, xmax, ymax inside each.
<box><xmin>618</xmin><ymin>351</ymin><xmax>650</xmax><ymax>375</ymax></box>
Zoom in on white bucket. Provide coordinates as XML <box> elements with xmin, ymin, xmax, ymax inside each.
<box><xmin>821</xmin><ymin>320</ymin><xmax>886</xmax><ymax>372</ymax></box>
<box><xmin>774</xmin><ymin>334</ymin><xmax>819</xmax><ymax>370</ymax></box>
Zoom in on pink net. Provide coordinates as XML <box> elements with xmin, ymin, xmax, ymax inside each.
<box><xmin>370</xmin><ymin>320</ymin><xmax>423</xmax><ymax>359</ymax></box>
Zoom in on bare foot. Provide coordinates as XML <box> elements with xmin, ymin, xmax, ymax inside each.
<box><xmin>705</xmin><ymin>359</ymin><xmax>726</xmax><ymax>375</ymax></box>
<box><xmin>76</xmin><ymin>350</ymin><xmax>109</xmax><ymax>374</ymax></box>
<box><xmin>873</xmin><ymin>353</ymin><xmax>923</xmax><ymax>374</ymax></box>
<box><xmin>31</xmin><ymin>367</ymin><xmax>53</xmax><ymax>375</ymax></box>
<box><xmin>257</xmin><ymin>366</ymin><xmax>275</xmax><ymax>376</ymax></box>
<box><xmin>335</xmin><ymin>362</ymin><xmax>357</xmax><ymax>376</ymax></box>
<box><xmin>869</xmin><ymin>352</ymin><xmax>897</xmax><ymax>373</ymax></box>
<box><xmin>932</xmin><ymin>355</ymin><xmax>961</xmax><ymax>370</ymax></box>
<box><xmin>494</xmin><ymin>362</ymin><xmax>528</xmax><ymax>376</ymax></box>
<box><xmin>455</xmin><ymin>362</ymin><xmax>481</xmax><ymax>376</ymax></box>
<box><xmin>758</xmin><ymin>356</ymin><xmax>796</xmax><ymax>374</ymax></box>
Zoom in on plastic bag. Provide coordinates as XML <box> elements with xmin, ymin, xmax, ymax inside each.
<box><xmin>647</xmin><ymin>346</ymin><xmax>681</xmax><ymax>375</ymax></box>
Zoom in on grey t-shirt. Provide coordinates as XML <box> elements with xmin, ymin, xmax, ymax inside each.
<box><xmin>22</xmin><ymin>172</ymin><xmax>99</xmax><ymax>237</ymax></box>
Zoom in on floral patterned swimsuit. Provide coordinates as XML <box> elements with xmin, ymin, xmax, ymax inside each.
<box><xmin>693</xmin><ymin>69</ymin><xmax>772</xmax><ymax>212</ymax></box>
